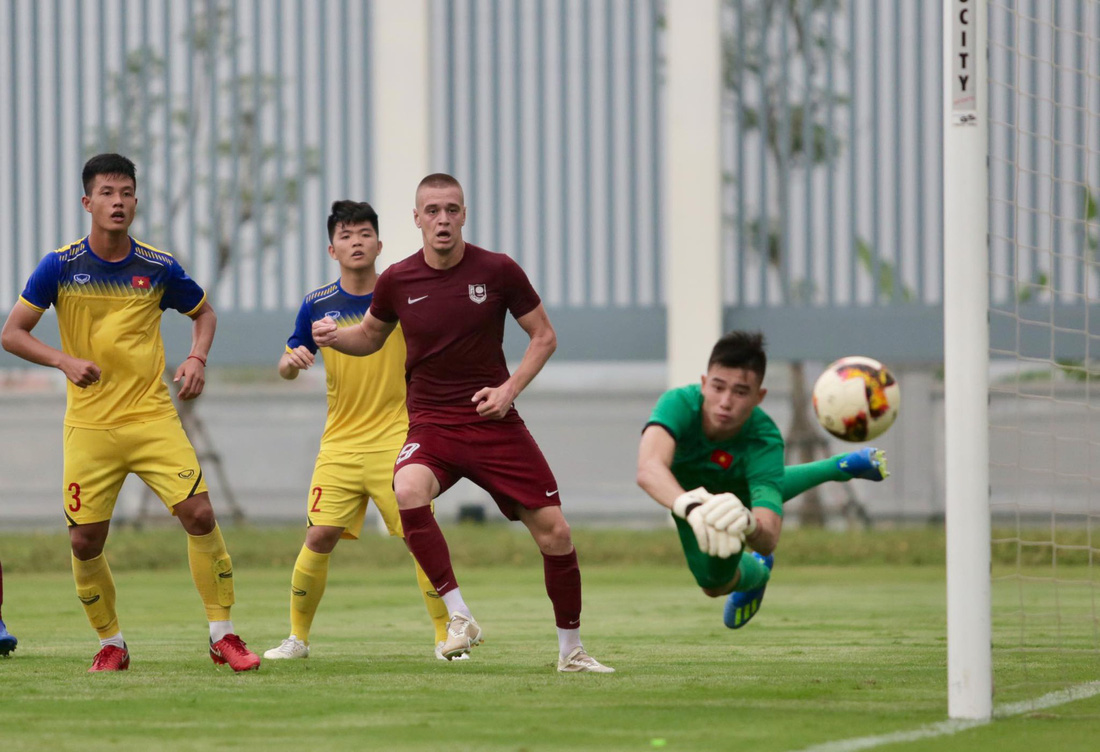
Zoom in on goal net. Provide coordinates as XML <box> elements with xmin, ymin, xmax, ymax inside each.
<box><xmin>987</xmin><ymin>0</ymin><xmax>1100</xmax><ymax>706</ymax></box>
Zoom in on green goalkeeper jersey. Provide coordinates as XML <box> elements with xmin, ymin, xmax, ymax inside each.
<box><xmin>646</xmin><ymin>384</ymin><xmax>785</xmax><ymax>516</ymax></box>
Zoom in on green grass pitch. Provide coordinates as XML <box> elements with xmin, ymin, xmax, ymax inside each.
<box><xmin>1</xmin><ymin>525</ymin><xmax>1097</xmax><ymax>751</ymax></box>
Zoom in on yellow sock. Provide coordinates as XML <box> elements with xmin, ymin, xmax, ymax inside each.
<box><xmin>72</xmin><ymin>553</ymin><xmax>119</xmax><ymax>639</ymax></box>
<box><xmin>187</xmin><ymin>523</ymin><xmax>234</xmax><ymax>622</ymax></box>
<box><xmin>290</xmin><ymin>545</ymin><xmax>330</xmax><ymax>643</ymax></box>
<box><xmin>413</xmin><ymin>554</ymin><xmax>449</xmax><ymax>644</ymax></box>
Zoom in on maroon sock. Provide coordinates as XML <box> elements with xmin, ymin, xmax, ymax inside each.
<box><xmin>399</xmin><ymin>506</ymin><xmax>459</xmax><ymax>596</ymax></box>
<box><xmin>543</xmin><ymin>548</ymin><xmax>582</xmax><ymax>629</ymax></box>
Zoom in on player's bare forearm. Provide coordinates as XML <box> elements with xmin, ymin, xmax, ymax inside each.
<box><xmin>278</xmin><ymin>352</ymin><xmax>300</xmax><ymax>380</ymax></box>
<box><xmin>506</xmin><ymin>304</ymin><xmax>557</xmax><ymax>397</ymax></box>
<box><xmin>332</xmin><ymin>323</ymin><xmax>384</xmax><ymax>355</ymax></box>
<box><xmin>187</xmin><ymin>302</ymin><xmax>216</xmax><ymax>363</ymax></box>
<box><xmin>746</xmin><ymin>508</ymin><xmax>782</xmax><ymax>555</ymax></box>
<box><xmin>637</xmin><ymin>426</ymin><xmax>686</xmax><ymax>511</ymax></box>
<box><xmin>278</xmin><ymin>346</ymin><xmax>315</xmax><ymax>380</ymax></box>
<box><xmin>172</xmin><ymin>302</ymin><xmax>215</xmax><ymax>400</ymax></box>
<box><xmin>2</xmin><ymin>326</ymin><xmax>73</xmax><ymax>371</ymax></box>
<box><xmin>314</xmin><ymin>313</ymin><xmax>393</xmax><ymax>356</ymax></box>
<box><xmin>472</xmin><ymin>307</ymin><xmax>555</xmax><ymax>418</ymax></box>
<box><xmin>2</xmin><ymin>309</ymin><xmax>58</xmax><ymax>368</ymax></box>
<box><xmin>506</xmin><ymin>331</ymin><xmax>555</xmax><ymax>397</ymax></box>
<box><xmin>470</xmin><ymin>305</ymin><xmax>555</xmax><ymax>418</ymax></box>
<box><xmin>637</xmin><ymin>462</ymin><xmax>687</xmax><ymax>512</ymax></box>
<box><xmin>1</xmin><ymin>303</ymin><xmax>100</xmax><ymax>386</ymax></box>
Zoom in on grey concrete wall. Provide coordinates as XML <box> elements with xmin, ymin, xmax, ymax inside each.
<box><xmin>6</xmin><ymin>363</ymin><xmax>1089</xmax><ymax>533</ymax></box>
<box><xmin>0</xmin><ymin>362</ymin><xmax>932</xmax><ymax>531</ymax></box>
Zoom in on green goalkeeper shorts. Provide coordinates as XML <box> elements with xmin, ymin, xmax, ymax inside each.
<box><xmin>673</xmin><ymin>514</ymin><xmax>743</xmax><ymax>590</ymax></box>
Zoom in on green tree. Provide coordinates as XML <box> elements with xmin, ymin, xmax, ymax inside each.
<box><xmin>87</xmin><ymin>0</ymin><xmax>320</xmax><ymax>293</ymax></box>
<box><xmin>85</xmin><ymin>1</ymin><xmax>321</xmax><ymax>524</ymax></box>
<box><xmin>724</xmin><ymin>0</ymin><xmax>877</xmax><ymax>527</ymax></box>
<box><xmin>1084</xmin><ymin>185</ymin><xmax>1098</xmax><ymax>257</ymax></box>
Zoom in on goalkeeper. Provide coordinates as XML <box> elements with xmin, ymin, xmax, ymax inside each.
<box><xmin>636</xmin><ymin>330</ymin><xmax>888</xmax><ymax>628</ymax></box>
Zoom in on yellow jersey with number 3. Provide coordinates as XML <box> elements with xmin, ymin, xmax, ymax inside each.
<box><xmin>19</xmin><ymin>236</ymin><xmax>206</xmax><ymax>430</ymax></box>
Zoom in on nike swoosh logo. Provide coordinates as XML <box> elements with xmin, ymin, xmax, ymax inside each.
<box><xmin>218</xmin><ymin>571</ymin><xmax>234</xmax><ymax>579</ymax></box>
<box><xmin>79</xmin><ymin>595</ymin><xmax>101</xmax><ymax>605</ymax></box>
<box><xmin>408</xmin><ymin>295</ymin><xmax>429</xmax><ymax>304</ymax></box>
<box><xmin>292</xmin><ymin>587</ymin><xmax>307</xmax><ymax>596</ymax></box>
<box><xmin>546</xmin><ymin>489</ymin><xmax>559</xmax><ymax>497</ymax></box>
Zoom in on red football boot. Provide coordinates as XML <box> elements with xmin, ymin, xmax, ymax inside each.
<box><xmin>210</xmin><ymin>634</ymin><xmax>261</xmax><ymax>672</ymax></box>
<box><xmin>88</xmin><ymin>643</ymin><xmax>130</xmax><ymax>672</ymax></box>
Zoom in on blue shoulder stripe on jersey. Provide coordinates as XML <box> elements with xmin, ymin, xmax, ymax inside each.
<box><xmin>304</xmin><ymin>282</ymin><xmax>339</xmax><ymax>304</ymax></box>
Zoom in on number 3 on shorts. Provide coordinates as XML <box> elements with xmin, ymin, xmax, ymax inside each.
<box><xmin>396</xmin><ymin>442</ymin><xmax>420</xmax><ymax>465</ymax></box>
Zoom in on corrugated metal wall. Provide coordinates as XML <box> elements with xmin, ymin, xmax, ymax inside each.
<box><xmin>430</xmin><ymin>0</ymin><xmax>950</xmax><ymax>362</ymax></box>
<box><xmin>4</xmin><ymin>1</ymin><xmax>1093</xmax><ymax>365</ymax></box>
<box><xmin>988</xmin><ymin>0</ymin><xmax>1100</xmax><ymax>363</ymax></box>
<box><xmin>0</xmin><ymin>0</ymin><xmax>374</xmax><ymax>317</ymax></box>
<box><xmin>429</xmin><ymin>0</ymin><xmax>664</xmax><ymax>311</ymax></box>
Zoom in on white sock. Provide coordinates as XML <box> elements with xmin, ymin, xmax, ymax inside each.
<box><xmin>100</xmin><ymin>632</ymin><xmax>125</xmax><ymax>649</ymax></box>
<box><xmin>209</xmin><ymin>620</ymin><xmax>234</xmax><ymax>643</ymax></box>
<box><xmin>441</xmin><ymin>588</ymin><xmax>471</xmax><ymax>618</ymax></box>
<box><xmin>557</xmin><ymin>627</ymin><xmax>582</xmax><ymax>659</ymax></box>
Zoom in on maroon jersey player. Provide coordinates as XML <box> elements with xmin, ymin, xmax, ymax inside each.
<box><xmin>312</xmin><ymin>173</ymin><xmax>613</xmax><ymax>673</ymax></box>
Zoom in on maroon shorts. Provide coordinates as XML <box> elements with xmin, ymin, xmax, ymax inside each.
<box><xmin>395</xmin><ymin>420</ymin><xmax>561</xmax><ymax>520</ymax></box>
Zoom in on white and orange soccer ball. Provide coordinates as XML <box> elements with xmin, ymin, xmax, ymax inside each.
<box><xmin>812</xmin><ymin>356</ymin><xmax>900</xmax><ymax>442</ymax></box>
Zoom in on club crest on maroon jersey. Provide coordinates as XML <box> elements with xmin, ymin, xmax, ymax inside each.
<box><xmin>469</xmin><ymin>283</ymin><xmax>487</xmax><ymax>304</ymax></box>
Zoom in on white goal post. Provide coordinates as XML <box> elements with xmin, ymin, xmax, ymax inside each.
<box><xmin>943</xmin><ymin>0</ymin><xmax>993</xmax><ymax>721</ymax></box>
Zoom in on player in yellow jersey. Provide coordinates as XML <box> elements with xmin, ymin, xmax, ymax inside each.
<box><xmin>0</xmin><ymin>154</ymin><xmax>261</xmax><ymax>673</ymax></box>
<box><xmin>263</xmin><ymin>200</ymin><xmax>452</xmax><ymax>661</ymax></box>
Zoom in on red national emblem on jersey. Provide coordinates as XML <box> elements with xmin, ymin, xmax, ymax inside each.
<box><xmin>469</xmin><ymin>283</ymin><xmax>487</xmax><ymax>304</ymax></box>
<box><xmin>710</xmin><ymin>449</ymin><xmax>733</xmax><ymax>469</ymax></box>
<box><xmin>131</xmin><ymin>276</ymin><xmax>151</xmax><ymax>289</ymax></box>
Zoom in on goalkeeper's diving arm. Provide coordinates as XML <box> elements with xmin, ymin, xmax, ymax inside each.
<box><xmin>744</xmin><ymin>507</ymin><xmax>781</xmax><ymax>556</ymax></box>
<box><xmin>636</xmin><ymin>425</ymin><xmax>690</xmax><ymax>509</ymax></box>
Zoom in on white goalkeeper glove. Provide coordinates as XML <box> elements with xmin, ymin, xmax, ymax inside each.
<box><xmin>709</xmin><ymin>526</ymin><xmax>744</xmax><ymax>559</ymax></box>
<box><xmin>700</xmin><ymin>493</ymin><xmax>758</xmax><ymax>539</ymax></box>
<box><xmin>673</xmin><ymin>489</ymin><xmax>746</xmax><ymax>558</ymax></box>
<box><xmin>672</xmin><ymin>487</ymin><xmax>714</xmax><ymax>555</ymax></box>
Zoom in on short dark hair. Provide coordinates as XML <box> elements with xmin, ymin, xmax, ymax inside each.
<box><xmin>82</xmin><ymin>153</ymin><xmax>137</xmax><ymax>195</ymax></box>
<box><xmin>708</xmin><ymin>330</ymin><xmax>767</xmax><ymax>379</ymax></box>
<box><xmin>326</xmin><ymin>200</ymin><xmax>379</xmax><ymax>242</ymax></box>
<box><xmin>415</xmin><ymin>173</ymin><xmax>464</xmax><ymax>204</ymax></box>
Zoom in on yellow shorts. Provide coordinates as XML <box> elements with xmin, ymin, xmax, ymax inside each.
<box><xmin>306</xmin><ymin>446</ymin><xmax>405</xmax><ymax>539</ymax></box>
<box><xmin>62</xmin><ymin>414</ymin><xmax>208</xmax><ymax>526</ymax></box>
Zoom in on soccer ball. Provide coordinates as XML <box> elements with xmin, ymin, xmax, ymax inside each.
<box><xmin>812</xmin><ymin>356</ymin><xmax>900</xmax><ymax>442</ymax></box>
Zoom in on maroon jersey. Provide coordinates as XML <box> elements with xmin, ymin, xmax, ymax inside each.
<box><xmin>370</xmin><ymin>243</ymin><xmax>541</xmax><ymax>426</ymax></box>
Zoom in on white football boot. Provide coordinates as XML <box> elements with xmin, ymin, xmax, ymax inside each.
<box><xmin>263</xmin><ymin>635</ymin><xmax>310</xmax><ymax>659</ymax></box>
<box><xmin>435</xmin><ymin>640</ymin><xmax>470</xmax><ymax>660</ymax></box>
<box><xmin>437</xmin><ymin>613</ymin><xmax>483</xmax><ymax>660</ymax></box>
<box><xmin>557</xmin><ymin>646</ymin><xmax>615</xmax><ymax>673</ymax></box>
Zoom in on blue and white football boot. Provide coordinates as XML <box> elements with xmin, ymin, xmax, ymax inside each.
<box><xmin>0</xmin><ymin>619</ymin><xmax>17</xmax><ymax>657</ymax></box>
<box><xmin>837</xmin><ymin>447</ymin><xmax>889</xmax><ymax>481</ymax></box>
<box><xmin>723</xmin><ymin>553</ymin><xmax>774</xmax><ymax>629</ymax></box>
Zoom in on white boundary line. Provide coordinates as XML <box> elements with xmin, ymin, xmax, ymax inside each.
<box><xmin>787</xmin><ymin>682</ymin><xmax>1100</xmax><ymax>752</ymax></box>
